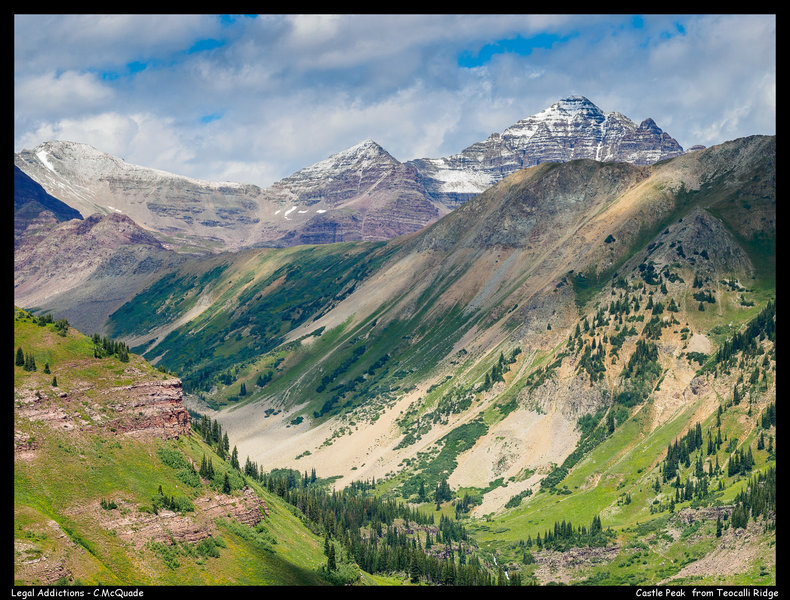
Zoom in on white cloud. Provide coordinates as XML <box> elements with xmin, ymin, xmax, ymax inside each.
<box><xmin>13</xmin><ymin>14</ymin><xmax>776</xmax><ymax>187</ymax></box>
<box><xmin>15</xmin><ymin>71</ymin><xmax>114</xmax><ymax>117</ymax></box>
<box><xmin>14</xmin><ymin>14</ymin><xmax>218</xmax><ymax>72</ymax></box>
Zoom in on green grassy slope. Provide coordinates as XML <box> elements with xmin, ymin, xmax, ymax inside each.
<box><xmin>13</xmin><ymin>308</ymin><xmax>341</xmax><ymax>585</ymax></box>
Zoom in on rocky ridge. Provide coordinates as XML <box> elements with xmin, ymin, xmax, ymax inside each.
<box><xmin>14</xmin><ymin>139</ymin><xmax>443</xmax><ymax>251</ymax></box>
<box><xmin>89</xmin><ymin>486</ymin><xmax>268</xmax><ymax>549</ymax></box>
<box><xmin>407</xmin><ymin>96</ymin><xmax>684</xmax><ymax>206</ymax></box>
<box><xmin>14</xmin><ymin>97</ymin><xmax>685</xmax><ymax>253</ymax></box>
<box><xmin>14</xmin><ymin>165</ymin><xmax>82</xmax><ymax>245</ymax></box>
<box><xmin>261</xmin><ymin>139</ymin><xmax>445</xmax><ymax>245</ymax></box>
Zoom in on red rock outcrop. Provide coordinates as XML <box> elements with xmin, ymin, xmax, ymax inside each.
<box><xmin>105</xmin><ymin>378</ymin><xmax>190</xmax><ymax>439</ymax></box>
<box><xmin>93</xmin><ymin>486</ymin><xmax>269</xmax><ymax>548</ymax></box>
<box><xmin>14</xmin><ymin>377</ymin><xmax>190</xmax><ymax>450</ymax></box>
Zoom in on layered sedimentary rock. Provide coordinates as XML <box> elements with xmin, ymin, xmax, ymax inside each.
<box><xmin>90</xmin><ymin>486</ymin><xmax>268</xmax><ymax>549</ymax></box>
<box><xmin>106</xmin><ymin>378</ymin><xmax>191</xmax><ymax>439</ymax></box>
<box><xmin>14</xmin><ymin>378</ymin><xmax>190</xmax><ymax>446</ymax></box>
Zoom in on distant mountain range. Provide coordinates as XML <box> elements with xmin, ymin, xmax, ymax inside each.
<box><xmin>14</xmin><ymin>96</ymin><xmax>687</xmax><ymax>252</ymax></box>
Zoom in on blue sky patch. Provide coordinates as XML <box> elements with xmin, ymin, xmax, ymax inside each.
<box><xmin>188</xmin><ymin>38</ymin><xmax>226</xmax><ymax>54</ymax></box>
<box><xmin>200</xmin><ymin>112</ymin><xmax>224</xmax><ymax>124</ymax></box>
<box><xmin>127</xmin><ymin>61</ymin><xmax>148</xmax><ymax>74</ymax></box>
<box><xmin>98</xmin><ymin>70</ymin><xmax>120</xmax><ymax>81</ymax></box>
<box><xmin>219</xmin><ymin>14</ymin><xmax>257</xmax><ymax>26</ymax></box>
<box><xmin>458</xmin><ymin>33</ymin><xmax>574</xmax><ymax>68</ymax></box>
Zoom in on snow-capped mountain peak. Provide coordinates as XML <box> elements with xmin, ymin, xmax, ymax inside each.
<box><xmin>405</xmin><ymin>96</ymin><xmax>684</xmax><ymax>206</ymax></box>
<box><xmin>290</xmin><ymin>138</ymin><xmax>399</xmax><ymax>181</ymax></box>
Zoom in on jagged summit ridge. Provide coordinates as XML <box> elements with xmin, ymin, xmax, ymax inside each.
<box><xmin>407</xmin><ymin>95</ymin><xmax>685</xmax><ymax>206</ymax></box>
<box><xmin>15</xmin><ymin>96</ymin><xmax>686</xmax><ymax>251</ymax></box>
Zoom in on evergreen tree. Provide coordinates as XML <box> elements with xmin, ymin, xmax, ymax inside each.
<box><xmin>15</xmin><ymin>347</ymin><xmax>24</xmax><ymax>367</ymax></box>
<box><xmin>239</xmin><ymin>382</ymin><xmax>247</xmax><ymax>396</ymax></box>
<box><xmin>327</xmin><ymin>541</ymin><xmax>337</xmax><ymax>571</ymax></box>
<box><xmin>231</xmin><ymin>445</ymin><xmax>240</xmax><ymax>470</ymax></box>
<box><xmin>51</xmin><ymin>376</ymin><xmax>57</xmax><ymax>387</ymax></box>
<box><xmin>54</xmin><ymin>318</ymin><xmax>69</xmax><ymax>337</ymax></box>
<box><xmin>409</xmin><ymin>558</ymin><xmax>420</xmax><ymax>583</ymax></box>
<box><xmin>43</xmin><ymin>362</ymin><xmax>50</xmax><ymax>374</ymax></box>
<box><xmin>222</xmin><ymin>472</ymin><xmax>231</xmax><ymax>494</ymax></box>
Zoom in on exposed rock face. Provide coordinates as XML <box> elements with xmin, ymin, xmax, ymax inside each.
<box><xmin>532</xmin><ymin>545</ymin><xmax>621</xmax><ymax>584</ymax></box>
<box><xmin>263</xmin><ymin>139</ymin><xmax>407</xmax><ymax>208</ymax></box>
<box><xmin>14</xmin><ymin>378</ymin><xmax>190</xmax><ymax>444</ymax></box>
<box><xmin>107</xmin><ymin>378</ymin><xmax>191</xmax><ymax>439</ymax></box>
<box><xmin>262</xmin><ymin>140</ymin><xmax>444</xmax><ymax>245</ymax></box>
<box><xmin>14</xmin><ymin>141</ymin><xmax>263</xmax><ymax>252</ymax></box>
<box><xmin>14</xmin><ymin>139</ymin><xmax>444</xmax><ymax>251</ymax></box>
<box><xmin>14</xmin><ymin>165</ymin><xmax>82</xmax><ymax>246</ymax></box>
<box><xmin>91</xmin><ymin>486</ymin><xmax>268</xmax><ymax>549</ymax></box>
<box><xmin>13</xmin><ymin>541</ymin><xmax>73</xmax><ymax>585</ymax></box>
<box><xmin>407</xmin><ymin>96</ymin><xmax>684</xmax><ymax>206</ymax></box>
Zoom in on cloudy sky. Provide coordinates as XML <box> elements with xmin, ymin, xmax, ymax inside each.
<box><xmin>14</xmin><ymin>14</ymin><xmax>776</xmax><ymax>188</ymax></box>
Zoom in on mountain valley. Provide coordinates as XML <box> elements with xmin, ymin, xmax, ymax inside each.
<box><xmin>13</xmin><ymin>96</ymin><xmax>776</xmax><ymax>585</ymax></box>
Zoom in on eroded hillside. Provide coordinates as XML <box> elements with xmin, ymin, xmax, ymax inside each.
<box><xmin>103</xmin><ymin>138</ymin><xmax>774</xmax><ymax>505</ymax></box>
<box><xmin>13</xmin><ymin>308</ymin><xmax>339</xmax><ymax>585</ymax></box>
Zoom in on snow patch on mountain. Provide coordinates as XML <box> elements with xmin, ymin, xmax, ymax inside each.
<box><xmin>35</xmin><ymin>150</ymin><xmax>57</xmax><ymax>174</ymax></box>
